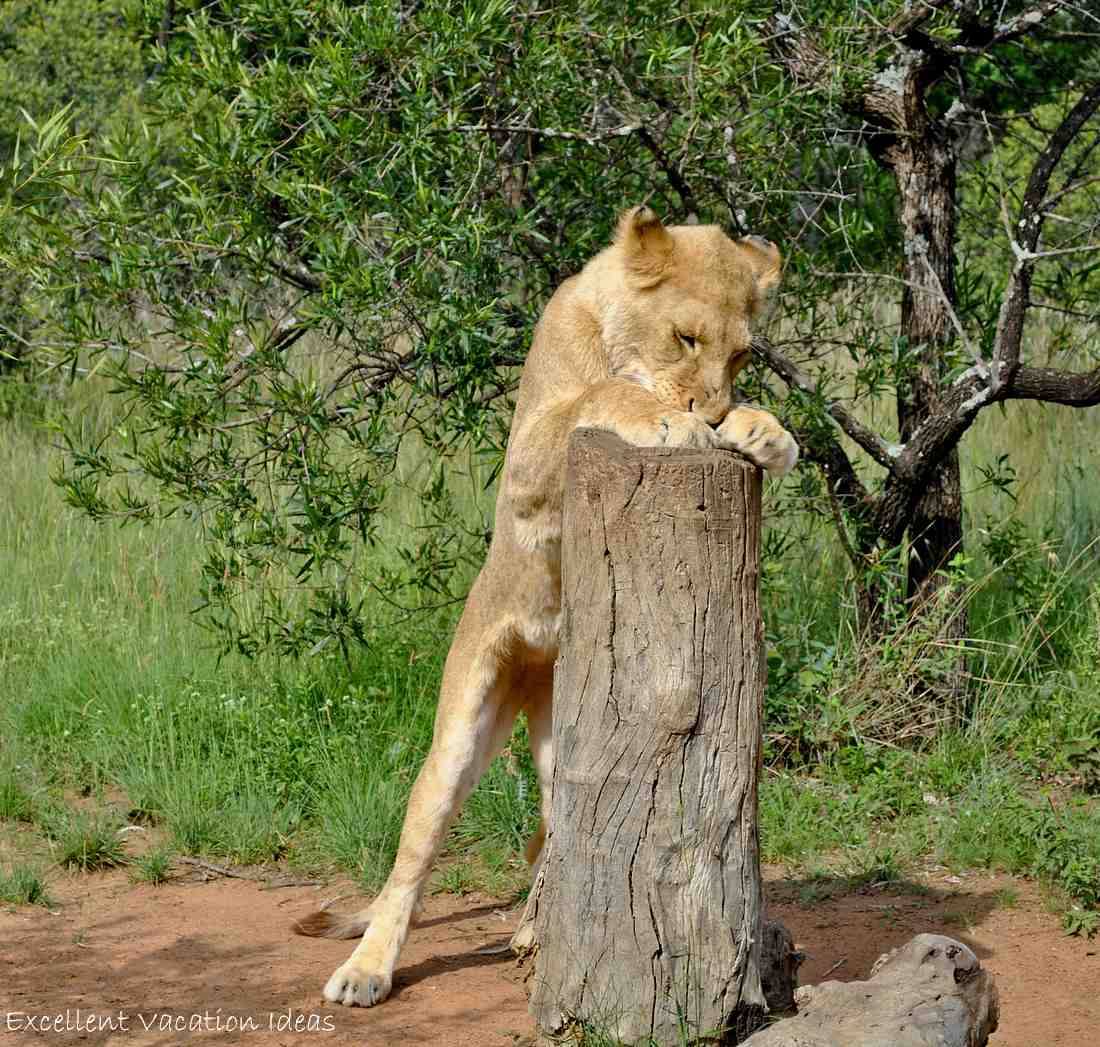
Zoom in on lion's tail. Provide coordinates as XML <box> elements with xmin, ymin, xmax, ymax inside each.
<box><xmin>292</xmin><ymin>909</ymin><xmax>369</xmax><ymax>940</ymax></box>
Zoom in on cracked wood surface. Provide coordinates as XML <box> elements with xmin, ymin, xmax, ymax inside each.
<box><xmin>527</xmin><ymin>429</ymin><xmax>768</xmax><ymax>1045</ymax></box>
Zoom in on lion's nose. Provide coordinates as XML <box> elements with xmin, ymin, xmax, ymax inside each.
<box><xmin>690</xmin><ymin>398</ymin><xmax>726</xmax><ymax>428</ymax></box>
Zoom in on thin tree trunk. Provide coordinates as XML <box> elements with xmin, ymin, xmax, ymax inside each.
<box><xmin>896</xmin><ymin>135</ymin><xmax>964</xmax><ymax>594</ymax></box>
<box><xmin>893</xmin><ymin>131</ymin><xmax>968</xmax><ymax>703</ymax></box>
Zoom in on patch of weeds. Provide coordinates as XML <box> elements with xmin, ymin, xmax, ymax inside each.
<box><xmin>0</xmin><ymin>771</ymin><xmax>34</xmax><ymax>822</ymax></box>
<box><xmin>313</xmin><ymin>748</ymin><xmax>410</xmax><ymax>891</ymax></box>
<box><xmin>831</xmin><ymin>747</ymin><xmax>926</xmax><ymax>820</ymax></box>
<box><xmin>900</xmin><ymin>879</ymin><xmax>933</xmax><ymax>899</ymax></box>
<box><xmin>428</xmin><ymin>844</ymin><xmax>527</xmax><ymax>898</ymax></box>
<box><xmin>433</xmin><ymin>863</ymin><xmax>476</xmax><ymax>896</ymax></box>
<box><xmin>472</xmin><ymin>841</ymin><xmax>528</xmax><ymax>897</ymax></box>
<box><xmin>129</xmin><ymin>849</ymin><xmax>173</xmax><ymax>886</ymax></box>
<box><xmin>992</xmin><ymin>886</ymin><xmax>1019</xmax><ymax>909</ymax></box>
<box><xmin>760</xmin><ymin>774</ymin><xmax>873</xmax><ymax>863</ymax></box>
<box><xmin>41</xmin><ymin>807</ymin><xmax>126</xmax><ymax>871</ymax></box>
<box><xmin>849</xmin><ymin>847</ymin><xmax>903</xmax><ymax>889</ymax></box>
<box><xmin>166</xmin><ymin>791</ymin><xmax>300</xmax><ymax>865</ymax></box>
<box><xmin>455</xmin><ymin>725</ymin><xmax>540</xmax><ymax>855</ymax></box>
<box><xmin>936</xmin><ymin>774</ymin><xmax>1100</xmax><ymax>930</ymax></box>
<box><xmin>0</xmin><ymin>865</ymin><xmax>52</xmax><ymax>907</ymax></box>
<box><xmin>795</xmin><ymin>869</ymin><xmax>842</xmax><ymax>907</ymax></box>
<box><xmin>940</xmin><ymin>910</ymin><xmax>967</xmax><ymax>926</ymax></box>
<box><xmin>1063</xmin><ymin>907</ymin><xmax>1100</xmax><ymax>939</ymax></box>
<box><xmin>1066</xmin><ymin>736</ymin><xmax>1100</xmax><ymax>792</ymax></box>
<box><xmin>169</xmin><ymin>806</ymin><xmax>222</xmax><ymax>856</ymax></box>
<box><xmin>214</xmin><ymin>790</ymin><xmax>302</xmax><ymax>864</ymax></box>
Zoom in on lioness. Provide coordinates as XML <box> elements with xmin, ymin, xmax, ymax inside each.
<box><xmin>296</xmin><ymin>206</ymin><xmax>798</xmax><ymax>1007</ymax></box>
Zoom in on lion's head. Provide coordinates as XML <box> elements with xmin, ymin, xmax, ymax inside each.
<box><xmin>598</xmin><ymin>206</ymin><xmax>780</xmax><ymax>425</ymax></box>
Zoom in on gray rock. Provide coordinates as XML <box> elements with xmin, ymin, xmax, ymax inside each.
<box><xmin>743</xmin><ymin>934</ymin><xmax>999</xmax><ymax>1047</ymax></box>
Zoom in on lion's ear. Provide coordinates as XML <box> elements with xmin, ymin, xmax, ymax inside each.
<box><xmin>615</xmin><ymin>206</ymin><xmax>673</xmax><ymax>285</ymax></box>
<box><xmin>737</xmin><ymin>234</ymin><xmax>782</xmax><ymax>308</ymax></box>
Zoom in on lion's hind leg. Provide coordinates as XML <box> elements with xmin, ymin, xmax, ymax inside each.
<box><xmin>510</xmin><ymin>676</ymin><xmax>554</xmax><ymax>958</ymax></box>
<box><xmin>522</xmin><ymin>681</ymin><xmax>554</xmax><ymax>876</ymax></box>
<box><xmin>318</xmin><ymin>626</ymin><xmax>526</xmax><ymax>1007</ymax></box>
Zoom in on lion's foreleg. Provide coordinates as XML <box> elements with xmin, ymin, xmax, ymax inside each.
<box><xmin>573</xmin><ymin>379</ymin><xmax>718</xmax><ymax>449</ymax></box>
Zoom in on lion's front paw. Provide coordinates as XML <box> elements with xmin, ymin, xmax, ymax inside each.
<box><xmin>613</xmin><ymin>411</ymin><xmax>718</xmax><ymax>450</ymax></box>
<box><xmin>323</xmin><ymin>960</ymin><xmax>392</xmax><ymax>1008</ymax></box>
<box><xmin>716</xmin><ymin>408</ymin><xmax>799</xmax><ymax>475</ymax></box>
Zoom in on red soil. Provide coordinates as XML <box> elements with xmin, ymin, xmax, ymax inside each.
<box><xmin>1</xmin><ymin>864</ymin><xmax>1097</xmax><ymax>1046</ymax></box>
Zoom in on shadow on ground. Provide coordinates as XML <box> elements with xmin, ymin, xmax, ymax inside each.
<box><xmin>764</xmin><ymin>867</ymin><xmax>1005</xmax><ymax>983</ymax></box>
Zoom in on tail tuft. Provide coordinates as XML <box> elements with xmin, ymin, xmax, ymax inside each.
<box><xmin>292</xmin><ymin>909</ymin><xmax>368</xmax><ymax>940</ymax></box>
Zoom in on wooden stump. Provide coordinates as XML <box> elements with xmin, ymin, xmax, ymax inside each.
<box><xmin>527</xmin><ymin>429</ymin><xmax>769</xmax><ymax>1045</ymax></box>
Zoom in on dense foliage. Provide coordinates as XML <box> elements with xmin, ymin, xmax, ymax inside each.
<box><xmin>0</xmin><ymin>0</ymin><xmax>142</xmax><ymax>375</ymax></box>
<box><xmin>1</xmin><ymin>0</ymin><xmax>1097</xmax><ymax>654</ymax></box>
<box><xmin>1</xmin><ymin>1</ymin><xmax>1099</xmax><ymax>943</ymax></box>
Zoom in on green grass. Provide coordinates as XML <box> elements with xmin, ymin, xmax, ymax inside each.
<box><xmin>1</xmin><ymin>383</ymin><xmax>1098</xmax><ymax>938</ymax></box>
<box><xmin>0</xmin><ymin>767</ymin><xmax>35</xmax><ymax>822</ymax></box>
<box><xmin>759</xmin><ymin>710</ymin><xmax>1100</xmax><ymax>935</ymax></box>
<box><xmin>40</xmin><ymin>807</ymin><xmax>127</xmax><ymax>871</ymax></box>
<box><xmin>0</xmin><ymin>413</ymin><xmax>532</xmax><ymax>890</ymax></box>
<box><xmin>432</xmin><ymin>863</ymin><xmax>477</xmax><ymax>896</ymax></box>
<box><xmin>129</xmin><ymin>848</ymin><xmax>173</xmax><ymax>886</ymax></box>
<box><xmin>0</xmin><ymin>864</ymin><xmax>52</xmax><ymax>907</ymax></box>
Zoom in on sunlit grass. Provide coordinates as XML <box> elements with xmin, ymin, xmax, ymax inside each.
<box><xmin>0</xmin><ymin>864</ymin><xmax>52</xmax><ymax>907</ymax></box>
<box><xmin>1</xmin><ymin>344</ymin><xmax>1098</xmax><ymax>918</ymax></box>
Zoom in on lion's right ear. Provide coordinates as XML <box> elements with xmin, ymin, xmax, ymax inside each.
<box><xmin>737</xmin><ymin>234</ymin><xmax>782</xmax><ymax>307</ymax></box>
<box><xmin>615</xmin><ymin>206</ymin><xmax>674</xmax><ymax>286</ymax></box>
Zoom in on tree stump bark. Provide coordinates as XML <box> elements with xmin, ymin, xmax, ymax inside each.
<box><xmin>527</xmin><ymin>428</ymin><xmax>770</xmax><ymax>1045</ymax></box>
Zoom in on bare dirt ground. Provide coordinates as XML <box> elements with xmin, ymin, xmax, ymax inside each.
<box><xmin>1</xmin><ymin>863</ymin><xmax>1098</xmax><ymax>1046</ymax></box>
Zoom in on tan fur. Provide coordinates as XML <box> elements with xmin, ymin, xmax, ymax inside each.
<box><xmin>305</xmin><ymin>207</ymin><xmax>798</xmax><ymax>1007</ymax></box>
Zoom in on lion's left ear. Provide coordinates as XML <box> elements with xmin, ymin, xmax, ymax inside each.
<box><xmin>737</xmin><ymin>234</ymin><xmax>782</xmax><ymax>314</ymax></box>
<box><xmin>615</xmin><ymin>205</ymin><xmax>674</xmax><ymax>286</ymax></box>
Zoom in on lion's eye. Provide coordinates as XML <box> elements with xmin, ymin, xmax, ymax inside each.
<box><xmin>677</xmin><ymin>332</ymin><xmax>698</xmax><ymax>351</ymax></box>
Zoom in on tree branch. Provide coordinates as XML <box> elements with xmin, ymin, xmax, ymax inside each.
<box><xmin>266</xmin><ymin>257</ymin><xmax>324</xmax><ymax>292</ymax></box>
<box><xmin>874</xmin><ymin>373</ymin><xmax>985</xmax><ymax>542</ymax></box>
<box><xmin>750</xmin><ymin>336</ymin><xmax>876</xmax><ymax>542</ymax></box>
<box><xmin>793</xmin><ymin>423</ymin><xmax>875</xmax><ymax>540</ymax></box>
<box><xmin>888</xmin><ymin>0</ymin><xmax>955</xmax><ymax>37</ymax></box>
<box><xmin>875</xmin><ymin>349</ymin><xmax>1100</xmax><ymax>542</ymax></box>
<box><xmin>601</xmin><ymin>65</ymin><xmax>701</xmax><ymax>217</ymax></box>
<box><xmin>752</xmin><ymin>336</ymin><xmax>898</xmax><ymax>469</ymax></box>
<box><xmin>1005</xmin><ymin>363</ymin><xmax>1100</xmax><ymax>405</ymax></box>
<box><xmin>914</xmin><ymin>0</ymin><xmax>1069</xmax><ymax>53</ymax></box>
<box><xmin>993</xmin><ymin>80</ymin><xmax>1100</xmax><ymax>382</ymax></box>
<box><xmin>157</xmin><ymin>0</ymin><xmax>176</xmax><ymax>50</ymax></box>
<box><xmin>990</xmin><ymin>1</ymin><xmax>1067</xmax><ymax>45</ymax></box>
<box><xmin>450</xmin><ymin>122</ymin><xmax>641</xmax><ymax>147</ymax></box>
<box><xmin>635</xmin><ymin>126</ymin><xmax>699</xmax><ymax>217</ymax></box>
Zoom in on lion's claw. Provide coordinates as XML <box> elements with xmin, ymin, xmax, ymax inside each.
<box><xmin>323</xmin><ymin>963</ymin><xmax>392</xmax><ymax>1007</ymax></box>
